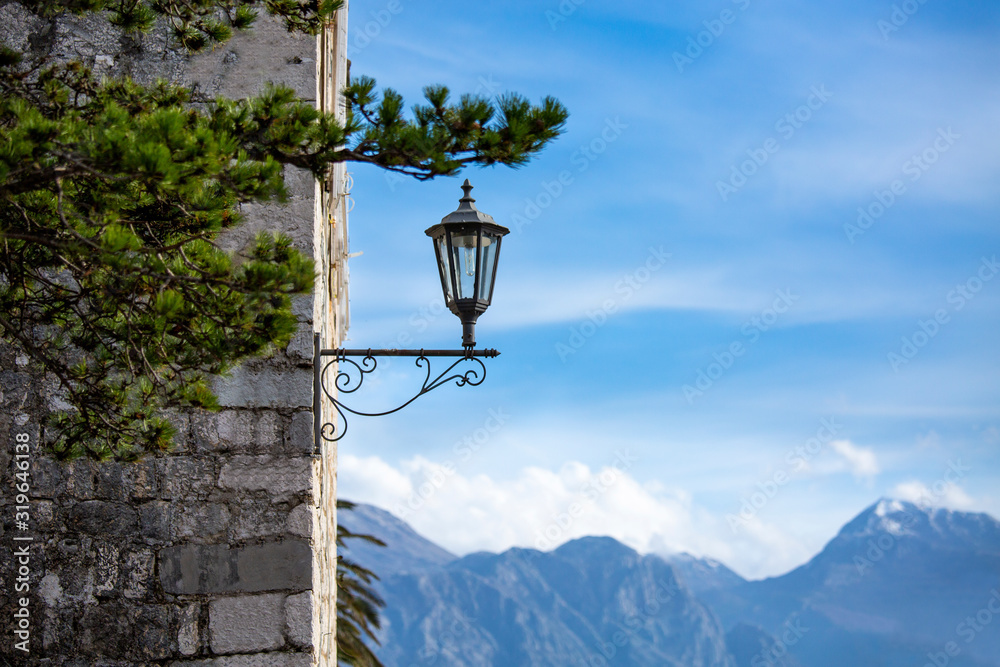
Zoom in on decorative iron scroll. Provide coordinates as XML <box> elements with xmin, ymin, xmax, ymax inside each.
<box><xmin>312</xmin><ymin>335</ymin><xmax>500</xmax><ymax>451</ymax></box>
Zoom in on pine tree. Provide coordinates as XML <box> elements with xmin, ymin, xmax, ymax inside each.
<box><xmin>0</xmin><ymin>1</ymin><xmax>568</xmax><ymax>461</ymax></box>
<box><xmin>336</xmin><ymin>500</ymin><xmax>386</xmax><ymax>667</ymax></box>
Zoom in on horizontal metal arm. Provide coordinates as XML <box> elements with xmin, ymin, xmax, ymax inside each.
<box><xmin>321</xmin><ymin>348</ymin><xmax>500</xmax><ymax>358</ymax></box>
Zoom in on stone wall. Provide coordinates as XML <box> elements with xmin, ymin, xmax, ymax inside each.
<box><xmin>0</xmin><ymin>2</ymin><xmax>349</xmax><ymax>663</ymax></box>
<box><xmin>312</xmin><ymin>5</ymin><xmax>351</xmax><ymax>662</ymax></box>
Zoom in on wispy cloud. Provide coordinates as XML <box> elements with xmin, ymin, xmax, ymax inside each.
<box><xmin>890</xmin><ymin>480</ymin><xmax>975</xmax><ymax>510</ymax></box>
<box><xmin>340</xmin><ymin>454</ymin><xmax>816</xmax><ymax>579</ymax></box>
<box><xmin>829</xmin><ymin>440</ymin><xmax>881</xmax><ymax>480</ymax></box>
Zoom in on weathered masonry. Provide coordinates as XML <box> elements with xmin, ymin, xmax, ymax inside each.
<box><xmin>0</xmin><ymin>2</ymin><xmax>350</xmax><ymax>663</ymax></box>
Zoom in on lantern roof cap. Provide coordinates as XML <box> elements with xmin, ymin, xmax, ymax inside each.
<box><xmin>439</xmin><ymin>179</ymin><xmax>497</xmax><ymax>225</ymax></box>
<box><xmin>426</xmin><ymin>180</ymin><xmax>509</xmax><ymax>238</ymax></box>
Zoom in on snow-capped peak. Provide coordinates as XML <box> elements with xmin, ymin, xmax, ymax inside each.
<box><xmin>874</xmin><ymin>498</ymin><xmax>906</xmax><ymax>517</ymax></box>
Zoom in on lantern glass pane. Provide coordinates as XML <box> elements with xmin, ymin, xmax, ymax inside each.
<box><xmin>434</xmin><ymin>235</ymin><xmax>454</xmax><ymax>306</ymax></box>
<box><xmin>480</xmin><ymin>232</ymin><xmax>500</xmax><ymax>303</ymax></box>
<box><xmin>450</xmin><ymin>229</ymin><xmax>479</xmax><ymax>300</ymax></box>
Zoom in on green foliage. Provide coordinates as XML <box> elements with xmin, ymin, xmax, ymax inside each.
<box><xmin>0</xmin><ymin>64</ymin><xmax>316</xmax><ymax>460</ymax></box>
<box><xmin>0</xmin><ymin>1</ymin><xmax>568</xmax><ymax>461</ymax></box>
<box><xmin>344</xmin><ymin>76</ymin><xmax>567</xmax><ymax>178</ymax></box>
<box><xmin>336</xmin><ymin>500</ymin><xmax>386</xmax><ymax>667</ymax></box>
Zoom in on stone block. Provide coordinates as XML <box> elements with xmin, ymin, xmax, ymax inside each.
<box><xmin>209</xmin><ymin>593</ymin><xmax>285</xmax><ymax>654</ymax></box>
<box><xmin>255</xmin><ymin>411</ymin><xmax>282</xmax><ymax>453</ymax></box>
<box><xmin>286</xmin><ymin>410</ymin><xmax>315</xmax><ymax>455</ymax></box>
<box><xmin>219</xmin><ymin>195</ymin><xmax>316</xmax><ymax>257</ymax></box>
<box><xmin>172</xmin><ymin>654</ymin><xmax>312</xmax><ymax>667</ymax></box>
<box><xmin>218</xmin><ymin>455</ymin><xmax>312</xmax><ymax>502</ymax></box>
<box><xmin>173</xmin><ymin>502</ymin><xmax>231</xmax><ymax>541</ymax></box>
<box><xmin>68</xmin><ymin>501</ymin><xmax>138</xmax><ymax>537</ymax></box>
<box><xmin>291</xmin><ymin>292</ymin><xmax>314</xmax><ymax>321</ymax></box>
<box><xmin>123</xmin><ymin>458</ymin><xmax>159</xmax><ymax>500</ymax></box>
<box><xmin>52</xmin><ymin>541</ymin><xmax>96</xmax><ymax>602</ymax></box>
<box><xmin>230</xmin><ymin>499</ymin><xmax>289</xmax><ymax>541</ymax></box>
<box><xmin>134</xmin><ymin>604</ymin><xmax>178</xmax><ymax>660</ymax></box>
<box><xmin>177</xmin><ymin>602</ymin><xmax>201</xmax><ymax>656</ymax></box>
<box><xmin>34</xmin><ymin>499</ymin><xmax>57</xmax><ymax>530</ymax></box>
<box><xmin>78</xmin><ymin>602</ymin><xmax>175</xmax><ymax>660</ymax></box>
<box><xmin>286</xmin><ymin>324</ymin><xmax>314</xmax><ymax>361</ymax></box>
<box><xmin>182</xmin><ymin>14</ymin><xmax>315</xmax><ymax>103</ymax></box>
<box><xmin>42</xmin><ymin>604</ymin><xmax>78</xmax><ymax>654</ymax></box>
<box><xmin>139</xmin><ymin>501</ymin><xmax>172</xmax><ymax>542</ymax></box>
<box><xmin>285</xmin><ymin>591</ymin><xmax>312</xmax><ymax>648</ymax></box>
<box><xmin>0</xmin><ymin>3</ymin><xmax>46</xmax><ymax>54</ymax></box>
<box><xmin>32</xmin><ymin>457</ymin><xmax>66</xmax><ymax>498</ymax></box>
<box><xmin>93</xmin><ymin>542</ymin><xmax>121</xmax><ymax>598</ymax></box>
<box><xmin>158</xmin><ymin>539</ymin><xmax>311</xmax><ymax>595</ymax></box>
<box><xmin>64</xmin><ymin>460</ymin><xmax>95</xmax><ymax>498</ymax></box>
<box><xmin>286</xmin><ymin>503</ymin><xmax>312</xmax><ymax>538</ymax></box>
<box><xmin>159</xmin><ymin>456</ymin><xmax>217</xmax><ymax>500</ymax></box>
<box><xmin>39</xmin><ymin>572</ymin><xmax>63</xmax><ymax>608</ymax></box>
<box><xmin>193</xmin><ymin>409</ymin><xmax>259</xmax><ymax>453</ymax></box>
<box><xmin>163</xmin><ymin>410</ymin><xmax>192</xmax><ymax>454</ymax></box>
<box><xmin>213</xmin><ymin>365</ymin><xmax>312</xmax><ymax>409</ymax></box>
<box><xmin>121</xmin><ymin>548</ymin><xmax>155</xmax><ymax>600</ymax></box>
<box><xmin>190</xmin><ymin>411</ymin><xmax>218</xmax><ymax>450</ymax></box>
<box><xmin>94</xmin><ymin>461</ymin><xmax>125</xmax><ymax>500</ymax></box>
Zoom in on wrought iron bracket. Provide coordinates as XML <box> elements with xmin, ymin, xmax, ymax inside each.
<box><xmin>312</xmin><ymin>334</ymin><xmax>499</xmax><ymax>452</ymax></box>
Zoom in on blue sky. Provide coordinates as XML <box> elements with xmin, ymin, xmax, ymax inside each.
<box><xmin>334</xmin><ymin>0</ymin><xmax>1000</xmax><ymax>579</ymax></box>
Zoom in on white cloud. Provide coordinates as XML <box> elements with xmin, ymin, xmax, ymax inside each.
<box><xmin>890</xmin><ymin>480</ymin><xmax>975</xmax><ymax>511</ymax></box>
<box><xmin>338</xmin><ymin>454</ymin><xmax>815</xmax><ymax>579</ymax></box>
<box><xmin>829</xmin><ymin>439</ymin><xmax>880</xmax><ymax>480</ymax></box>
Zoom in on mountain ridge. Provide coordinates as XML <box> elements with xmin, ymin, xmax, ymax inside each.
<box><xmin>339</xmin><ymin>498</ymin><xmax>1000</xmax><ymax>666</ymax></box>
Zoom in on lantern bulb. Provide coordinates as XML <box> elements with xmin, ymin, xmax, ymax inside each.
<box><xmin>464</xmin><ymin>247</ymin><xmax>476</xmax><ymax>276</ymax></box>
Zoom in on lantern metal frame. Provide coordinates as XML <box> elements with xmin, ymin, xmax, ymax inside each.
<box><xmin>311</xmin><ymin>180</ymin><xmax>506</xmax><ymax>453</ymax></box>
<box><xmin>424</xmin><ymin>180</ymin><xmax>510</xmax><ymax>348</ymax></box>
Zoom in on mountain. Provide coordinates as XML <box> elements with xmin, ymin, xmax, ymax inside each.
<box><xmin>666</xmin><ymin>552</ymin><xmax>746</xmax><ymax>595</ymax></box>
<box><xmin>339</xmin><ymin>502</ymin><xmax>456</xmax><ymax>576</ymax></box>
<box><xmin>339</xmin><ymin>506</ymin><xmax>737</xmax><ymax>666</ymax></box>
<box><xmin>702</xmin><ymin>499</ymin><xmax>1000</xmax><ymax>667</ymax></box>
<box><xmin>725</xmin><ymin>623</ymin><xmax>802</xmax><ymax>667</ymax></box>
<box><xmin>339</xmin><ymin>499</ymin><xmax>1000</xmax><ymax>666</ymax></box>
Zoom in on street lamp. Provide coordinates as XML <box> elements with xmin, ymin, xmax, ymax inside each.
<box><xmin>425</xmin><ymin>180</ymin><xmax>510</xmax><ymax>348</ymax></box>
<box><xmin>313</xmin><ymin>180</ymin><xmax>506</xmax><ymax>449</ymax></box>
